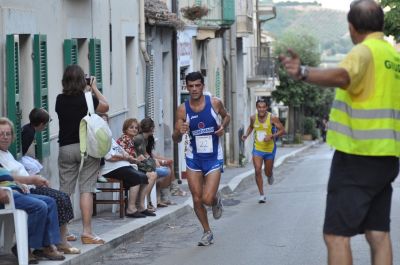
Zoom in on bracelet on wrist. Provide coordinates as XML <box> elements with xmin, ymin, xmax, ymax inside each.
<box><xmin>299</xmin><ymin>65</ymin><xmax>309</xmax><ymax>81</ymax></box>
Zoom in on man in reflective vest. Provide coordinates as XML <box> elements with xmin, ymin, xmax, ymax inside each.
<box><xmin>279</xmin><ymin>1</ymin><xmax>400</xmax><ymax>264</ymax></box>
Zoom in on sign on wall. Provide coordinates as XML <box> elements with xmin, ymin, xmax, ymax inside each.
<box><xmin>178</xmin><ymin>28</ymin><xmax>196</xmax><ymax>67</ymax></box>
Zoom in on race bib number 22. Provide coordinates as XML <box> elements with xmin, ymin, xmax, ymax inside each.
<box><xmin>195</xmin><ymin>135</ymin><xmax>213</xmax><ymax>153</ymax></box>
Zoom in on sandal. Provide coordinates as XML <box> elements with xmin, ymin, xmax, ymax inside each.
<box><xmin>12</xmin><ymin>245</ymin><xmax>40</xmax><ymax>264</ymax></box>
<box><xmin>140</xmin><ymin>209</ymin><xmax>156</xmax><ymax>216</ymax></box>
<box><xmin>161</xmin><ymin>200</ymin><xmax>177</xmax><ymax>205</ymax></box>
<box><xmin>32</xmin><ymin>249</ymin><xmax>65</xmax><ymax>261</ymax></box>
<box><xmin>125</xmin><ymin>211</ymin><xmax>146</xmax><ymax>218</ymax></box>
<box><xmin>57</xmin><ymin>245</ymin><xmax>81</xmax><ymax>254</ymax></box>
<box><xmin>147</xmin><ymin>202</ymin><xmax>155</xmax><ymax>211</ymax></box>
<box><xmin>81</xmin><ymin>235</ymin><xmax>105</xmax><ymax>244</ymax></box>
<box><xmin>157</xmin><ymin>202</ymin><xmax>168</xmax><ymax>208</ymax></box>
<box><xmin>66</xmin><ymin>233</ymin><xmax>77</xmax><ymax>241</ymax></box>
<box><xmin>147</xmin><ymin>207</ymin><xmax>156</xmax><ymax>213</ymax></box>
<box><xmin>171</xmin><ymin>189</ymin><xmax>187</xmax><ymax>196</ymax></box>
<box><xmin>29</xmin><ymin>252</ymin><xmax>39</xmax><ymax>264</ymax></box>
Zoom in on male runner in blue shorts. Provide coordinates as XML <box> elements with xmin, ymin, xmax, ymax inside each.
<box><xmin>242</xmin><ymin>98</ymin><xmax>285</xmax><ymax>203</ymax></box>
<box><xmin>172</xmin><ymin>71</ymin><xmax>230</xmax><ymax>246</ymax></box>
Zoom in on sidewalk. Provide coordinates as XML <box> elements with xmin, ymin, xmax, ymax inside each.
<box><xmin>0</xmin><ymin>141</ymin><xmax>317</xmax><ymax>265</ymax></box>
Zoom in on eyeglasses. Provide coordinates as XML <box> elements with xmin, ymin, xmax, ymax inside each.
<box><xmin>0</xmin><ymin>131</ymin><xmax>12</xmax><ymax>138</ymax></box>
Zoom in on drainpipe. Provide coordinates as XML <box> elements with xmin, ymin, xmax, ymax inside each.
<box><xmin>229</xmin><ymin>25</ymin><xmax>238</xmax><ymax>166</ymax></box>
<box><xmin>171</xmin><ymin>0</ymin><xmax>180</xmax><ymax>183</ymax></box>
<box><xmin>108</xmin><ymin>0</ymin><xmax>113</xmax><ymax>84</ymax></box>
<box><xmin>223</xmin><ymin>30</ymin><xmax>232</xmax><ymax>164</ymax></box>
<box><xmin>139</xmin><ymin>0</ymin><xmax>151</xmax><ymax>63</ymax></box>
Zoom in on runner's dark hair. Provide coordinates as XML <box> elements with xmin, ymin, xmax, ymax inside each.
<box><xmin>185</xmin><ymin>71</ymin><xmax>204</xmax><ymax>85</ymax></box>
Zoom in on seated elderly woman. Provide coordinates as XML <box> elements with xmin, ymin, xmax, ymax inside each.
<box><xmin>98</xmin><ymin>113</ymin><xmax>156</xmax><ymax>218</ymax></box>
<box><xmin>117</xmin><ymin>118</ymin><xmax>157</xmax><ymax>215</ymax></box>
<box><xmin>101</xmin><ymin>138</ymin><xmax>155</xmax><ymax>217</ymax></box>
<box><xmin>0</xmin><ymin>117</ymin><xmax>79</xmax><ymax>255</ymax></box>
<box><xmin>0</xmin><ymin>167</ymin><xmax>64</xmax><ymax>263</ymax></box>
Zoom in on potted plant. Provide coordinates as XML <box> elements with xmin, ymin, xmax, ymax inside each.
<box><xmin>180</xmin><ymin>5</ymin><xmax>209</xmax><ymax>21</ymax></box>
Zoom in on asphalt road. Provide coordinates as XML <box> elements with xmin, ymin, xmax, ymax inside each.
<box><xmin>95</xmin><ymin>144</ymin><xmax>400</xmax><ymax>265</ymax></box>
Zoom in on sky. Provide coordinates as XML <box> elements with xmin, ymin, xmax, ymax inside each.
<box><xmin>274</xmin><ymin>0</ymin><xmax>354</xmax><ymax>11</ymax></box>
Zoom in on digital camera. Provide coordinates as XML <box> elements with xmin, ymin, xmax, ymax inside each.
<box><xmin>85</xmin><ymin>75</ymin><xmax>91</xmax><ymax>85</ymax></box>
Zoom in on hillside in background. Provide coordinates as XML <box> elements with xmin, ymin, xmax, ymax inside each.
<box><xmin>265</xmin><ymin>2</ymin><xmax>353</xmax><ymax>55</ymax></box>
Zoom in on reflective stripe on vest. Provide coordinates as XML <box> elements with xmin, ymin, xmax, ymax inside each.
<box><xmin>327</xmin><ymin>38</ymin><xmax>400</xmax><ymax>157</ymax></box>
<box><xmin>332</xmin><ymin>100</ymin><xmax>400</xmax><ymax>120</ymax></box>
<box><xmin>329</xmin><ymin>121</ymin><xmax>400</xmax><ymax>140</ymax></box>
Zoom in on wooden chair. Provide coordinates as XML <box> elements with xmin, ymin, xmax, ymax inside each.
<box><xmin>92</xmin><ymin>178</ymin><xmax>128</xmax><ymax>218</ymax></box>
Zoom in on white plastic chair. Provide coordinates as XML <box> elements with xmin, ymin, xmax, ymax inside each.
<box><xmin>0</xmin><ymin>187</ymin><xmax>29</xmax><ymax>265</ymax></box>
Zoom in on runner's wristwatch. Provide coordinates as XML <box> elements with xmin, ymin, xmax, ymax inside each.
<box><xmin>299</xmin><ymin>65</ymin><xmax>309</xmax><ymax>81</ymax></box>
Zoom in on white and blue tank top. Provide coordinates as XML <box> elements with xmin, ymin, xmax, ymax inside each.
<box><xmin>184</xmin><ymin>95</ymin><xmax>223</xmax><ymax>160</ymax></box>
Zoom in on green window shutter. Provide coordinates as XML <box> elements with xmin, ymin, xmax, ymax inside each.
<box><xmin>33</xmin><ymin>34</ymin><xmax>50</xmax><ymax>160</ymax></box>
<box><xmin>222</xmin><ymin>0</ymin><xmax>235</xmax><ymax>24</ymax></box>
<box><xmin>63</xmin><ymin>39</ymin><xmax>78</xmax><ymax>69</ymax></box>
<box><xmin>6</xmin><ymin>34</ymin><xmax>22</xmax><ymax>159</ymax></box>
<box><xmin>89</xmin><ymin>39</ymin><xmax>103</xmax><ymax>93</ymax></box>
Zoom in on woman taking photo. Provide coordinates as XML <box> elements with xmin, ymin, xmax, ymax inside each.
<box><xmin>56</xmin><ymin>65</ymin><xmax>109</xmax><ymax>244</ymax></box>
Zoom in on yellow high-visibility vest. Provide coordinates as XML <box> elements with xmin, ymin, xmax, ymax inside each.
<box><xmin>327</xmin><ymin>38</ymin><xmax>400</xmax><ymax>157</ymax></box>
<box><xmin>254</xmin><ymin>113</ymin><xmax>275</xmax><ymax>153</ymax></box>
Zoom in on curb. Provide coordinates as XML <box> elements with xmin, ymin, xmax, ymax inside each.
<box><xmin>50</xmin><ymin>141</ymin><xmax>317</xmax><ymax>265</ymax></box>
<box><xmin>51</xmin><ymin>205</ymin><xmax>193</xmax><ymax>265</ymax></box>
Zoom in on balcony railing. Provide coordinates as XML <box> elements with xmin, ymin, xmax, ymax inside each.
<box><xmin>248</xmin><ymin>47</ymin><xmax>278</xmax><ymax>78</ymax></box>
<box><xmin>180</xmin><ymin>0</ymin><xmax>235</xmax><ymax>27</ymax></box>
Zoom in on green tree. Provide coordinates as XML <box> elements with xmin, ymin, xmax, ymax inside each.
<box><xmin>272</xmin><ymin>31</ymin><xmax>333</xmax><ymax>138</ymax></box>
<box><xmin>272</xmin><ymin>31</ymin><xmax>321</xmax><ymax>106</ymax></box>
<box><xmin>265</xmin><ymin>5</ymin><xmax>351</xmax><ymax>55</ymax></box>
<box><xmin>380</xmin><ymin>0</ymin><xmax>400</xmax><ymax>41</ymax></box>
